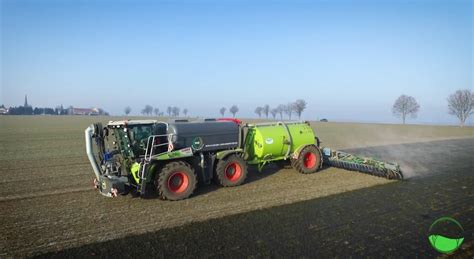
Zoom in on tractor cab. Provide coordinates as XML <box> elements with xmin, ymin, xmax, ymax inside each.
<box><xmin>107</xmin><ymin>120</ymin><xmax>168</xmax><ymax>159</ymax></box>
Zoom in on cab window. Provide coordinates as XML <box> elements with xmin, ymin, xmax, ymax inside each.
<box><xmin>129</xmin><ymin>125</ymin><xmax>153</xmax><ymax>156</ymax></box>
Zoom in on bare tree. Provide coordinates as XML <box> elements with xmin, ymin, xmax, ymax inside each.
<box><xmin>270</xmin><ymin>108</ymin><xmax>278</xmax><ymax>120</ymax></box>
<box><xmin>183</xmin><ymin>108</ymin><xmax>188</xmax><ymax>117</ymax></box>
<box><xmin>124</xmin><ymin>106</ymin><xmax>131</xmax><ymax>115</ymax></box>
<box><xmin>277</xmin><ymin>104</ymin><xmax>285</xmax><ymax>120</ymax></box>
<box><xmin>154</xmin><ymin>108</ymin><xmax>159</xmax><ymax>116</ymax></box>
<box><xmin>255</xmin><ymin>106</ymin><xmax>263</xmax><ymax>118</ymax></box>
<box><xmin>448</xmin><ymin>89</ymin><xmax>473</xmax><ymax>127</ymax></box>
<box><xmin>263</xmin><ymin>104</ymin><xmax>270</xmax><ymax>119</ymax></box>
<box><xmin>392</xmin><ymin>95</ymin><xmax>420</xmax><ymax>124</ymax></box>
<box><xmin>293</xmin><ymin>99</ymin><xmax>307</xmax><ymax>119</ymax></box>
<box><xmin>143</xmin><ymin>105</ymin><xmax>153</xmax><ymax>116</ymax></box>
<box><xmin>172</xmin><ymin>107</ymin><xmax>180</xmax><ymax>117</ymax></box>
<box><xmin>219</xmin><ymin>107</ymin><xmax>226</xmax><ymax>117</ymax></box>
<box><xmin>167</xmin><ymin>106</ymin><xmax>172</xmax><ymax>117</ymax></box>
<box><xmin>284</xmin><ymin>103</ymin><xmax>295</xmax><ymax>120</ymax></box>
<box><xmin>229</xmin><ymin>105</ymin><xmax>239</xmax><ymax>118</ymax></box>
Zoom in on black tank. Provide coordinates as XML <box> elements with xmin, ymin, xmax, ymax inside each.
<box><xmin>167</xmin><ymin>121</ymin><xmax>239</xmax><ymax>152</ymax></box>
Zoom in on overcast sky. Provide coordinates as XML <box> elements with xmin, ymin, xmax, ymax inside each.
<box><xmin>1</xmin><ymin>0</ymin><xmax>472</xmax><ymax>125</ymax></box>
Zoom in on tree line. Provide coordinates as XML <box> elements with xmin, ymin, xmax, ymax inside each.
<box><xmin>219</xmin><ymin>105</ymin><xmax>239</xmax><ymax>118</ymax></box>
<box><xmin>128</xmin><ymin>90</ymin><xmax>473</xmax><ymax>127</ymax></box>
<box><xmin>215</xmin><ymin>100</ymin><xmax>307</xmax><ymax>120</ymax></box>
<box><xmin>253</xmin><ymin>99</ymin><xmax>307</xmax><ymax>120</ymax></box>
<box><xmin>3</xmin><ymin>105</ymin><xmax>108</xmax><ymax>116</ymax></box>
<box><xmin>392</xmin><ymin>89</ymin><xmax>473</xmax><ymax>126</ymax></box>
<box><xmin>127</xmin><ymin>106</ymin><xmax>189</xmax><ymax>117</ymax></box>
<box><xmin>5</xmin><ymin>105</ymin><xmax>65</xmax><ymax>115</ymax></box>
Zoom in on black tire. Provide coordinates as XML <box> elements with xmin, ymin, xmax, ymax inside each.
<box><xmin>215</xmin><ymin>154</ymin><xmax>248</xmax><ymax>187</ymax></box>
<box><xmin>155</xmin><ymin>161</ymin><xmax>197</xmax><ymax>201</ymax></box>
<box><xmin>293</xmin><ymin>145</ymin><xmax>322</xmax><ymax>174</ymax></box>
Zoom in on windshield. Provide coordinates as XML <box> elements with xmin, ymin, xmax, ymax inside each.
<box><xmin>129</xmin><ymin>125</ymin><xmax>153</xmax><ymax>144</ymax></box>
<box><xmin>128</xmin><ymin>124</ymin><xmax>154</xmax><ymax>156</ymax></box>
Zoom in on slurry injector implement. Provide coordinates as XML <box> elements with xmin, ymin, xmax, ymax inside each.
<box><xmin>322</xmin><ymin>149</ymin><xmax>403</xmax><ymax>180</ymax></box>
<box><xmin>85</xmin><ymin>119</ymin><xmax>403</xmax><ymax>200</ymax></box>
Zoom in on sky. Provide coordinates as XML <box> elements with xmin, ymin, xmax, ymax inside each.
<box><xmin>1</xmin><ymin>0</ymin><xmax>472</xmax><ymax>125</ymax></box>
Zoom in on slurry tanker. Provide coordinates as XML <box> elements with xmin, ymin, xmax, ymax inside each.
<box><xmin>85</xmin><ymin>119</ymin><xmax>402</xmax><ymax>200</ymax></box>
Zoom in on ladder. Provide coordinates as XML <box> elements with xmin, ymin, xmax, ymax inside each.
<box><xmin>139</xmin><ymin>134</ymin><xmax>173</xmax><ymax>194</ymax></box>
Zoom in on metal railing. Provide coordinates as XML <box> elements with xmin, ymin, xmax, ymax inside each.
<box><xmin>139</xmin><ymin>133</ymin><xmax>174</xmax><ymax>184</ymax></box>
<box><xmin>143</xmin><ymin>133</ymin><xmax>174</xmax><ymax>161</ymax></box>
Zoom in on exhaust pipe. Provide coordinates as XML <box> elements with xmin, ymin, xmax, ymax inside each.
<box><xmin>85</xmin><ymin>125</ymin><xmax>102</xmax><ymax>180</ymax></box>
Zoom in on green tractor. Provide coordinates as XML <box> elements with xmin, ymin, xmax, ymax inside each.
<box><xmin>85</xmin><ymin>119</ymin><xmax>323</xmax><ymax>200</ymax></box>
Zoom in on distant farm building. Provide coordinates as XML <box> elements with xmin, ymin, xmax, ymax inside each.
<box><xmin>68</xmin><ymin>107</ymin><xmax>100</xmax><ymax>116</ymax></box>
<box><xmin>0</xmin><ymin>107</ymin><xmax>9</xmax><ymax>115</ymax></box>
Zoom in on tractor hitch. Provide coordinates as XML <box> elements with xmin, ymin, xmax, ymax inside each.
<box><xmin>94</xmin><ymin>175</ymin><xmax>129</xmax><ymax>197</ymax></box>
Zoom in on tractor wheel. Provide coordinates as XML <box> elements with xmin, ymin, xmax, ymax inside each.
<box><xmin>155</xmin><ymin>161</ymin><xmax>197</xmax><ymax>201</ymax></box>
<box><xmin>293</xmin><ymin>145</ymin><xmax>322</xmax><ymax>174</ymax></box>
<box><xmin>215</xmin><ymin>154</ymin><xmax>248</xmax><ymax>187</ymax></box>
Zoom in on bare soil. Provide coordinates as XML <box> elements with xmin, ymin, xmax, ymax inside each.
<box><xmin>41</xmin><ymin>139</ymin><xmax>474</xmax><ymax>258</ymax></box>
<box><xmin>0</xmin><ymin>116</ymin><xmax>473</xmax><ymax>257</ymax></box>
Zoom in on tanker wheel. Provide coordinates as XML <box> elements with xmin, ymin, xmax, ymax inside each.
<box><xmin>215</xmin><ymin>154</ymin><xmax>248</xmax><ymax>187</ymax></box>
<box><xmin>293</xmin><ymin>145</ymin><xmax>322</xmax><ymax>174</ymax></box>
<box><xmin>155</xmin><ymin>161</ymin><xmax>197</xmax><ymax>201</ymax></box>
